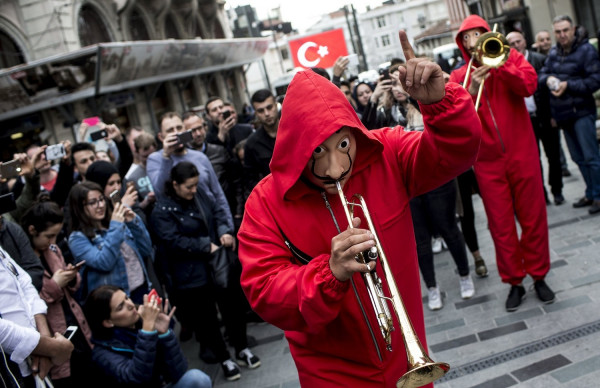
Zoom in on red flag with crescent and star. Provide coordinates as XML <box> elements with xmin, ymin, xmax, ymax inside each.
<box><xmin>288</xmin><ymin>28</ymin><xmax>349</xmax><ymax>69</ymax></box>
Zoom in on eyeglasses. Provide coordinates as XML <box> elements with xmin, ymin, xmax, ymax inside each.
<box><xmin>85</xmin><ymin>197</ymin><xmax>106</xmax><ymax>208</ymax></box>
<box><xmin>165</xmin><ymin>125</ymin><xmax>184</xmax><ymax>132</ymax></box>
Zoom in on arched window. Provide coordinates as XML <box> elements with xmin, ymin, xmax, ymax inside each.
<box><xmin>129</xmin><ymin>8</ymin><xmax>150</xmax><ymax>41</ymax></box>
<box><xmin>0</xmin><ymin>30</ymin><xmax>25</xmax><ymax>69</ymax></box>
<box><xmin>165</xmin><ymin>14</ymin><xmax>180</xmax><ymax>39</ymax></box>
<box><xmin>78</xmin><ymin>4</ymin><xmax>112</xmax><ymax>46</ymax></box>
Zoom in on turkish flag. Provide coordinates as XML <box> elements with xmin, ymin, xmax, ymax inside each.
<box><xmin>288</xmin><ymin>29</ymin><xmax>349</xmax><ymax>69</ymax></box>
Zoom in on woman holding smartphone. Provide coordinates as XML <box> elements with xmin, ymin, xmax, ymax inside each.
<box><xmin>21</xmin><ymin>200</ymin><xmax>93</xmax><ymax>387</ymax></box>
<box><xmin>67</xmin><ymin>181</ymin><xmax>153</xmax><ymax>304</ymax></box>
<box><xmin>84</xmin><ymin>285</ymin><xmax>211</xmax><ymax>387</ymax></box>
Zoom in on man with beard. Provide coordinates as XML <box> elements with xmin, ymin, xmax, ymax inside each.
<box><xmin>204</xmin><ymin>97</ymin><xmax>253</xmax><ymax>156</ymax></box>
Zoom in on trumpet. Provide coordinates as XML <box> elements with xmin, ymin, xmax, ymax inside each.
<box><xmin>336</xmin><ymin>181</ymin><xmax>449</xmax><ymax>388</ymax></box>
<box><xmin>462</xmin><ymin>24</ymin><xmax>510</xmax><ymax>110</ymax></box>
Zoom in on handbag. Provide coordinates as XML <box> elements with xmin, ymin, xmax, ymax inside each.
<box><xmin>208</xmin><ymin>246</ymin><xmax>237</xmax><ymax>289</ymax></box>
<box><xmin>193</xmin><ymin>195</ymin><xmax>238</xmax><ymax>289</ymax></box>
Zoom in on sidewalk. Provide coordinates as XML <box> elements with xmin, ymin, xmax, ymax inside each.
<box><xmin>181</xmin><ymin>160</ymin><xmax>600</xmax><ymax>388</ymax></box>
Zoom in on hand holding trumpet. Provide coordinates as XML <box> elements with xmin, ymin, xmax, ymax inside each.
<box><xmin>329</xmin><ymin>217</ymin><xmax>376</xmax><ymax>281</ymax></box>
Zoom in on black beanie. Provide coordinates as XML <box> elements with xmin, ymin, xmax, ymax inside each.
<box><xmin>85</xmin><ymin>161</ymin><xmax>119</xmax><ymax>190</ymax></box>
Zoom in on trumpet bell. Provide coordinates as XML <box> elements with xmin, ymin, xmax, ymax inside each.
<box><xmin>475</xmin><ymin>31</ymin><xmax>510</xmax><ymax>68</ymax></box>
<box><xmin>396</xmin><ymin>361</ymin><xmax>450</xmax><ymax>388</ymax></box>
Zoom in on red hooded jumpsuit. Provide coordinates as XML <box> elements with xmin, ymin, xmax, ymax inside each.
<box><xmin>449</xmin><ymin>15</ymin><xmax>550</xmax><ymax>286</ymax></box>
<box><xmin>238</xmin><ymin>70</ymin><xmax>481</xmax><ymax>387</ymax></box>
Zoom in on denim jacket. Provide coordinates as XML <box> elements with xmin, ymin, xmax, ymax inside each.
<box><xmin>68</xmin><ymin>215</ymin><xmax>153</xmax><ymax>297</ymax></box>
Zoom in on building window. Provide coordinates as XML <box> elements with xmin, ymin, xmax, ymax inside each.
<box><xmin>0</xmin><ymin>30</ymin><xmax>25</xmax><ymax>69</ymax></box>
<box><xmin>281</xmin><ymin>48</ymin><xmax>289</xmax><ymax>60</ymax></box>
<box><xmin>381</xmin><ymin>35</ymin><xmax>391</xmax><ymax>47</ymax></box>
<box><xmin>129</xmin><ymin>8</ymin><xmax>151</xmax><ymax>41</ymax></box>
<box><xmin>78</xmin><ymin>4</ymin><xmax>112</xmax><ymax>46</ymax></box>
<box><xmin>165</xmin><ymin>14</ymin><xmax>180</xmax><ymax>39</ymax></box>
<box><xmin>376</xmin><ymin>16</ymin><xmax>386</xmax><ymax>28</ymax></box>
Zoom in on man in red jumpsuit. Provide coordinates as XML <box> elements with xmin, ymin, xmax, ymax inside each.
<box><xmin>238</xmin><ymin>32</ymin><xmax>481</xmax><ymax>387</ymax></box>
<box><xmin>449</xmin><ymin>15</ymin><xmax>555</xmax><ymax>312</ymax></box>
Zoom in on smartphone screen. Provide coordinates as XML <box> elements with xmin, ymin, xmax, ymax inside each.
<box><xmin>222</xmin><ymin>110</ymin><xmax>232</xmax><ymax>120</ymax></box>
<box><xmin>45</xmin><ymin>144</ymin><xmax>66</xmax><ymax>161</ymax></box>
<box><xmin>63</xmin><ymin>326</ymin><xmax>78</xmax><ymax>340</ymax></box>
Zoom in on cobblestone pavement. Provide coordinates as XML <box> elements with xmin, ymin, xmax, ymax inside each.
<box><xmin>181</xmin><ymin>153</ymin><xmax>600</xmax><ymax>388</ymax></box>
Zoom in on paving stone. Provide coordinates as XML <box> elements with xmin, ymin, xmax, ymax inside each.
<box><xmin>470</xmin><ymin>374</ymin><xmax>519</xmax><ymax>388</ymax></box>
<box><xmin>511</xmin><ymin>354</ymin><xmax>571</xmax><ymax>382</ymax></box>
<box><xmin>550</xmin><ymin>354</ymin><xmax>600</xmax><ymax>383</ymax></box>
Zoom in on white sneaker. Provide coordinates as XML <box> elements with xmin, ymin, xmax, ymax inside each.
<box><xmin>428</xmin><ymin>286</ymin><xmax>443</xmax><ymax>310</ymax></box>
<box><xmin>459</xmin><ymin>275</ymin><xmax>475</xmax><ymax>299</ymax></box>
<box><xmin>432</xmin><ymin>237</ymin><xmax>443</xmax><ymax>254</ymax></box>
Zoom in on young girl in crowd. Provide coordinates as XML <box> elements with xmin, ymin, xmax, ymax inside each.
<box><xmin>21</xmin><ymin>200</ymin><xmax>93</xmax><ymax>387</ymax></box>
<box><xmin>67</xmin><ymin>181</ymin><xmax>153</xmax><ymax>304</ymax></box>
<box><xmin>151</xmin><ymin>162</ymin><xmax>259</xmax><ymax>382</ymax></box>
<box><xmin>84</xmin><ymin>285</ymin><xmax>211</xmax><ymax>387</ymax></box>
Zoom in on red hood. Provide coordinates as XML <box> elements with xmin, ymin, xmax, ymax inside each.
<box><xmin>455</xmin><ymin>15</ymin><xmax>490</xmax><ymax>63</ymax></box>
<box><xmin>270</xmin><ymin>70</ymin><xmax>383</xmax><ymax>200</ymax></box>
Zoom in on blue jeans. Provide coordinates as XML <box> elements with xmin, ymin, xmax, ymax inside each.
<box><xmin>169</xmin><ymin>369</ymin><xmax>212</xmax><ymax>388</ymax></box>
<box><xmin>561</xmin><ymin>113</ymin><xmax>600</xmax><ymax>200</ymax></box>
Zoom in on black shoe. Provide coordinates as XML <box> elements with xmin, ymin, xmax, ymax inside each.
<box><xmin>474</xmin><ymin>257</ymin><xmax>488</xmax><ymax>278</ymax></box>
<box><xmin>221</xmin><ymin>359</ymin><xmax>241</xmax><ymax>381</ymax></box>
<box><xmin>573</xmin><ymin>197</ymin><xmax>593</xmax><ymax>208</ymax></box>
<box><xmin>506</xmin><ymin>285</ymin><xmax>526</xmax><ymax>312</ymax></box>
<box><xmin>589</xmin><ymin>201</ymin><xmax>600</xmax><ymax>215</ymax></box>
<box><xmin>237</xmin><ymin>348</ymin><xmax>261</xmax><ymax>369</ymax></box>
<box><xmin>553</xmin><ymin>194</ymin><xmax>565</xmax><ymax>205</ymax></box>
<box><xmin>562</xmin><ymin>168</ymin><xmax>572</xmax><ymax>177</ymax></box>
<box><xmin>534</xmin><ymin>280</ymin><xmax>555</xmax><ymax>304</ymax></box>
<box><xmin>199</xmin><ymin>347</ymin><xmax>219</xmax><ymax>364</ymax></box>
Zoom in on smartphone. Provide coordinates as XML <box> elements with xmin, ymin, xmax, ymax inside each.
<box><xmin>63</xmin><ymin>326</ymin><xmax>78</xmax><ymax>340</ymax></box>
<box><xmin>379</xmin><ymin>68</ymin><xmax>390</xmax><ymax>80</ymax></box>
<box><xmin>148</xmin><ymin>288</ymin><xmax>162</xmax><ymax>305</ymax></box>
<box><xmin>82</xmin><ymin>116</ymin><xmax>100</xmax><ymax>126</ymax></box>
<box><xmin>45</xmin><ymin>144</ymin><xmax>66</xmax><ymax>161</ymax></box>
<box><xmin>0</xmin><ymin>193</ymin><xmax>17</xmax><ymax>214</ymax></box>
<box><xmin>90</xmin><ymin>128</ymin><xmax>108</xmax><ymax>141</ymax></box>
<box><xmin>73</xmin><ymin>260</ymin><xmax>86</xmax><ymax>269</ymax></box>
<box><xmin>346</xmin><ymin>54</ymin><xmax>359</xmax><ymax>67</ymax></box>
<box><xmin>0</xmin><ymin>159</ymin><xmax>22</xmax><ymax>180</ymax></box>
<box><xmin>109</xmin><ymin>189</ymin><xmax>121</xmax><ymax>205</ymax></box>
<box><xmin>176</xmin><ymin>130</ymin><xmax>193</xmax><ymax>145</ymax></box>
<box><xmin>222</xmin><ymin>110</ymin><xmax>232</xmax><ymax>120</ymax></box>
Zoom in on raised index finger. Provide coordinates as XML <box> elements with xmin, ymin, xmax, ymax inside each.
<box><xmin>399</xmin><ymin>30</ymin><xmax>415</xmax><ymax>61</ymax></box>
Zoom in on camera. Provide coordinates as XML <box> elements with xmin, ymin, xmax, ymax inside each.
<box><xmin>45</xmin><ymin>144</ymin><xmax>66</xmax><ymax>161</ymax></box>
<box><xmin>176</xmin><ymin>130</ymin><xmax>193</xmax><ymax>145</ymax></box>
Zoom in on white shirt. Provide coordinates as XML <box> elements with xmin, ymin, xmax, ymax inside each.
<box><xmin>0</xmin><ymin>247</ymin><xmax>47</xmax><ymax>375</ymax></box>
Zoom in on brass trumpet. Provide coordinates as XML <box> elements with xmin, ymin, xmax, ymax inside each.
<box><xmin>336</xmin><ymin>181</ymin><xmax>449</xmax><ymax>388</ymax></box>
<box><xmin>462</xmin><ymin>24</ymin><xmax>510</xmax><ymax>110</ymax></box>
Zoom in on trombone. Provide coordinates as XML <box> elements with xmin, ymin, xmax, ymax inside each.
<box><xmin>336</xmin><ymin>181</ymin><xmax>449</xmax><ymax>388</ymax></box>
<box><xmin>462</xmin><ymin>24</ymin><xmax>510</xmax><ymax>110</ymax></box>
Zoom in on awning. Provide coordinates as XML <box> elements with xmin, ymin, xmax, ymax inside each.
<box><xmin>0</xmin><ymin>38</ymin><xmax>269</xmax><ymax>121</ymax></box>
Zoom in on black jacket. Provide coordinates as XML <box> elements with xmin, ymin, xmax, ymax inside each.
<box><xmin>151</xmin><ymin>191</ymin><xmax>231</xmax><ymax>290</ymax></box>
<box><xmin>539</xmin><ymin>32</ymin><xmax>600</xmax><ymax>123</ymax></box>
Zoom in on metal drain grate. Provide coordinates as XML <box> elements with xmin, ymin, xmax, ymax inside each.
<box><xmin>438</xmin><ymin>320</ymin><xmax>600</xmax><ymax>382</ymax></box>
